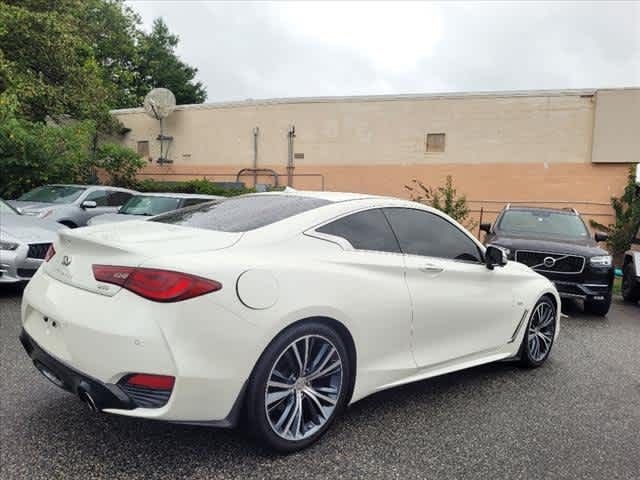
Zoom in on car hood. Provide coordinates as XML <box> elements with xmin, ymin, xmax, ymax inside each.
<box><xmin>89</xmin><ymin>213</ymin><xmax>147</xmax><ymax>225</ymax></box>
<box><xmin>0</xmin><ymin>214</ymin><xmax>66</xmax><ymax>243</ymax></box>
<box><xmin>490</xmin><ymin>233</ymin><xmax>608</xmax><ymax>257</ymax></box>
<box><xmin>8</xmin><ymin>201</ymin><xmax>60</xmax><ymax>213</ymax></box>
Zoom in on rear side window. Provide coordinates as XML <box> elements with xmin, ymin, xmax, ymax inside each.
<box><xmin>153</xmin><ymin>195</ymin><xmax>330</xmax><ymax>232</ymax></box>
<box><xmin>316</xmin><ymin>209</ymin><xmax>401</xmax><ymax>253</ymax></box>
<box><xmin>384</xmin><ymin>208</ymin><xmax>482</xmax><ymax>262</ymax></box>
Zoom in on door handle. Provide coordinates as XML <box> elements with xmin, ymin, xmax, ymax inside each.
<box><xmin>419</xmin><ymin>264</ymin><xmax>444</xmax><ymax>274</ymax></box>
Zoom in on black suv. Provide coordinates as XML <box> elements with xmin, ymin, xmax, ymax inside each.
<box><xmin>481</xmin><ymin>206</ymin><xmax>614</xmax><ymax>316</ymax></box>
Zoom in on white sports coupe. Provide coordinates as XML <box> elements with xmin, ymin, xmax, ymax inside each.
<box><xmin>20</xmin><ymin>191</ymin><xmax>560</xmax><ymax>452</ymax></box>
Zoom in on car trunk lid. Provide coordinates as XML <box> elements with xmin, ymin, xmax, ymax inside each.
<box><xmin>44</xmin><ymin>221</ymin><xmax>242</xmax><ymax>296</ymax></box>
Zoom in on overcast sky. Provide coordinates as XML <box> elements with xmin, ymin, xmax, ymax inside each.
<box><xmin>127</xmin><ymin>1</ymin><xmax>639</xmax><ymax>102</ymax></box>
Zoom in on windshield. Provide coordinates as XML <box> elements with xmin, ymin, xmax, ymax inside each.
<box><xmin>120</xmin><ymin>195</ymin><xmax>182</xmax><ymax>216</ymax></box>
<box><xmin>18</xmin><ymin>185</ymin><xmax>86</xmax><ymax>204</ymax></box>
<box><xmin>497</xmin><ymin>210</ymin><xmax>590</xmax><ymax>240</ymax></box>
<box><xmin>152</xmin><ymin>195</ymin><xmax>330</xmax><ymax>232</ymax></box>
<box><xmin>0</xmin><ymin>199</ymin><xmax>19</xmax><ymax>215</ymax></box>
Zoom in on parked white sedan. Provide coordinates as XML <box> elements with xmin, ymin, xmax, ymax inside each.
<box><xmin>20</xmin><ymin>191</ymin><xmax>560</xmax><ymax>452</ymax></box>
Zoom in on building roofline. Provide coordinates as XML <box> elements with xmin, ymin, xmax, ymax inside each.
<box><xmin>110</xmin><ymin>86</ymin><xmax>639</xmax><ymax>115</ymax></box>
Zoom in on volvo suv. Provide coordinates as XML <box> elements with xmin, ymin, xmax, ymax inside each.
<box><xmin>481</xmin><ymin>205</ymin><xmax>614</xmax><ymax>316</ymax></box>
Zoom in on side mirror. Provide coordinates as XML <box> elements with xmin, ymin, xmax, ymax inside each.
<box><xmin>81</xmin><ymin>200</ymin><xmax>97</xmax><ymax>209</ymax></box>
<box><xmin>485</xmin><ymin>245</ymin><xmax>508</xmax><ymax>270</ymax></box>
<box><xmin>594</xmin><ymin>232</ymin><xmax>609</xmax><ymax>243</ymax></box>
<box><xmin>479</xmin><ymin>223</ymin><xmax>492</xmax><ymax>233</ymax></box>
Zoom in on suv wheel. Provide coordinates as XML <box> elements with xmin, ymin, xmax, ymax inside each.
<box><xmin>584</xmin><ymin>293</ymin><xmax>612</xmax><ymax>317</ymax></box>
<box><xmin>621</xmin><ymin>263</ymin><xmax>640</xmax><ymax>303</ymax></box>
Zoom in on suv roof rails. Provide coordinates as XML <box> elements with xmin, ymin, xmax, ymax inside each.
<box><xmin>562</xmin><ymin>207</ymin><xmax>579</xmax><ymax>214</ymax></box>
<box><xmin>505</xmin><ymin>203</ymin><xmax>511</xmax><ymax>210</ymax></box>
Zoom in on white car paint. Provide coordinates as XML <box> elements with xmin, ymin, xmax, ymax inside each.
<box><xmin>21</xmin><ymin>191</ymin><xmax>560</xmax><ymax>427</ymax></box>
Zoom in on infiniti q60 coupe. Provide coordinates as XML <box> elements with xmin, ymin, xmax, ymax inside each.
<box><xmin>20</xmin><ymin>191</ymin><xmax>560</xmax><ymax>452</ymax></box>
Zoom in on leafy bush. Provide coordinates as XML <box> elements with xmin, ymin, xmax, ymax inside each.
<box><xmin>135</xmin><ymin>179</ymin><xmax>254</xmax><ymax>197</ymax></box>
<box><xmin>95</xmin><ymin>143</ymin><xmax>145</xmax><ymax>188</ymax></box>
<box><xmin>405</xmin><ymin>175</ymin><xmax>476</xmax><ymax>229</ymax></box>
<box><xmin>590</xmin><ymin>165</ymin><xmax>640</xmax><ymax>259</ymax></box>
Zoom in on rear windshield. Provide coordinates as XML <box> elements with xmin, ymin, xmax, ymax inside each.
<box><xmin>152</xmin><ymin>195</ymin><xmax>331</xmax><ymax>232</ymax></box>
<box><xmin>120</xmin><ymin>195</ymin><xmax>183</xmax><ymax>216</ymax></box>
<box><xmin>497</xmin><ymin>210</ymin><xmax>590</xmax><ymax>240</ymax></box>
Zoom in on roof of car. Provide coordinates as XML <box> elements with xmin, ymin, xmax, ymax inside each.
<box><xmin>132</xmin><ymin>192</ymin><xmax>224</xmax><ymax>199</ymax></box>
<box><xmin>48</xmin><ymin>184</ymin><xmax>137</xmax><ymax>192</ymax></box>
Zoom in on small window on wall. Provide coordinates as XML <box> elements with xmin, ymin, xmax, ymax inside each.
<box><xmin>426</xmin><ymin>133</ymin><xmax>445</xmax><ymax>153</ymax></box>
<box><xmin>137</xmin><ymin>141</ymin><xmax>150</xmax><ymax>159</ymax></box>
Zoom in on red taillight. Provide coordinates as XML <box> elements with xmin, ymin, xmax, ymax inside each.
<box><xmin>125</xmin><ymin>374</ymin><xmax>175</xmax><ymax>390</ymax></box>
<box><xmin>44</xmin><ymin>245</ymin><xmax>56</xmax><ymax>262</ymax></box>
<box><xmin>92</xmin><ymin>265</ymin><xmax>222</xmax><ymax>302</ymax></box>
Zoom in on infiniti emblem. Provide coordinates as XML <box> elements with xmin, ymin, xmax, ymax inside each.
<box><xmin>61</xmin><ymin>255</ymin><xmax>72</xmax><ymax>267</ymax></box>
<box><xmin>543</xmin><ymin>256</ymin><xmax>556</xmax><ymax>268</ymax></box>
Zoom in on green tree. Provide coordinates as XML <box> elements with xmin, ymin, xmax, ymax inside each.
<box><xmin>405</xmin><ymin>175</ymin><xmax>477</xmax><ymax>229</ymax></box>
<box><xmin>134</xmin><ymin>18</ymin><xmax>207</xmax><ymax>105</ymax></box>
<box><xmin>95</xmin><ymin>143</ymin><xmax>145</xmax><ymax>188</ymax></box>
<box><xmin>590</xmin><ymin>165</ymin><xmax>640</xmax><ymax>259</ymax></box>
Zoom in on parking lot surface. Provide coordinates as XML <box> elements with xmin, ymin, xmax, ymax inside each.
<box><xmin>1</xmin><ymin>286</ymin><xmax>638</xmax><ymax>479</ymax></box>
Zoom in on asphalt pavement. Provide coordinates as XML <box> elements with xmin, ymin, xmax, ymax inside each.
<box><xmin>1</xmin><ymin>285</ymin><xmax>638</xmax><ymax>479</ymax></box>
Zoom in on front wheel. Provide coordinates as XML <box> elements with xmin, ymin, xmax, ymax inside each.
<box><xmin>519</xmin><ymin>297</ymin><xmax>557</xmax><ymax>368</ymax></box>
<box><xmin>246</xmin><ymin>321</ymin><xmax>350</xmax><ymax>452</ymax></box>
<box><xmin>584</xmin><ymin>293</ymin><xmax>612</xmax><ymax>317</ymax></box>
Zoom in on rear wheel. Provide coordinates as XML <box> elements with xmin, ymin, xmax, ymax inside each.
<box><xmin>519</xmin><ymin>297</ymin><xmax>557</xmax><ymax>368</ymax></box>
<box><xmin>584</xmin><ymin>293</ymin><xmax>612</xmax><ymax>317</ymax></box>
<box><xmin>246</xmin><ymin>321</ymin><xmax>350</xmax><ymax>452</ymax></box>
<box><xmin>59</xmin><ymin>220</ymin><xmax>77</xmax><ymax>228</ymax></box>
<box><xmin>621</xmin><ymin>263</ymin><xmax>640</xmax><ymax>303</ymax></box>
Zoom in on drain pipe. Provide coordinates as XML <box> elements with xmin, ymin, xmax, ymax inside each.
<box><xmin>252</xmin><ymin>127</ymin><xmax>259</xmax><ymax>186</ymax></box>
<box><xmin>287</xmin><ymin>125</ymin><xmax>296</xmax><ymax>187</ymax></box>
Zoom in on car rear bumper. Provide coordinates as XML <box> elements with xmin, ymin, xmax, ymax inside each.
<box><xmin>20</xmin><ymin>269</ymin><xmax>258</xmax><ymax>425</ymax></box>
<box><xmin>20</xmin><ymin>329</ymin><xmax>137</xmax><ymax>411</ymax></box>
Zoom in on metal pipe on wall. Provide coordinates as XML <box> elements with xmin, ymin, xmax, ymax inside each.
<box><xmin>252</xmin><ymin>127</ymin><xmax>259</xmax><ymax>186</ymax></box>
<box><xmin>287</xmin><ymin>125</ymin><xmax>295</xmax><ymax>187</ymax></box>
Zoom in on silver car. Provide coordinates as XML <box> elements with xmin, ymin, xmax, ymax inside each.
<box><xmin>8</xmin><ymin>184</ymin><xmax>138</xmax><ymax>228</ymax></box>
<box><xmin>87</xmin><ymin>193</ymin><xmax>224</xmax><ymax>226</ymax></box>
<box><xmin>0</xmin><ymin>199</ymin><xmax>67</xmax><ymax>284</ymax></box>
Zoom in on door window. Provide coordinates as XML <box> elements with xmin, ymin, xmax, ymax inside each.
<box><xmin>316</xmin><ymin>209</ymin><xmax>401</xmax><ymax>253</ymax></box>
<box><xmin>84</xmin><ymin>189</ymin><xmax>110</xmax><ymax>207</ymax></box>
<box><xmin>384</xmin><ymin>208</ymin><xmax>482</xmax><ymax>262</ymax></box>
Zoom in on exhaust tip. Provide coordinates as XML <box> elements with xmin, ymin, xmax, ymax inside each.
<box><xmin>79</xmin><ymin>390</ymin><xmax>99</xmax><ymax>413</ymax></box>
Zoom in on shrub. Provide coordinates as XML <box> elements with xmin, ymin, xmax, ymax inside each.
<box><xmin>590</xmin><ymin>165</ymin><xmax>640</xmax><ymax>259</ymax></box>
<box><xmin>405</xmin><ymin>175</ymin><xmax>477</xmax><ymax>229</ymax></box>
<box><xmin>135</xmin><ymin>178</ymin><xmax>254</xmax><ymax>197</ymax></box>
<box><xmin>94</xmin><ymin>143</ymin><xmax>145</xmax><ymax>188</ymax></box>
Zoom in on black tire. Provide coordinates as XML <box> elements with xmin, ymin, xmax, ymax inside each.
<box><xmin>246</xmin><ymin>321</ymin><xmax>351</xmax><ymax>453</ymax></box>
<box><xmin>621</xmin><ymin>262</ymin><xmax>640</xmax><ymax>303</ymax></box>
<box><xmin>59</xmin><ymin>220</ymin><xmax>77</xmax><ymax>228</ymax></box>
<box><xmin>519</xmin><ymin>296</ymin><xmax>557</xmax><ymax>368</ymax></box>
<box><xmin>584</xmin><ymin>293</ymin><xmax>612</xmax><ymax>317</ymax></box>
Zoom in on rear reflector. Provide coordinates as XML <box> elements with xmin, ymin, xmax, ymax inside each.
<box><xmin>92</xmin><ymin>265</ymin><xmax>222</xmax><ymax>302</ymax></box>
<box><xmin>44</xmin><ymin>245</ymin><xmax>56</xmax><ymax>262</ymax></box>
<box><xmin>125</xmin><ymin>374</ymin><xmax>175</xmax><ymax>390</ymax></box>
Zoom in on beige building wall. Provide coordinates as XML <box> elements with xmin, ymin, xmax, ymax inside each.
<box><xmin>112</xmin><ymin>88</ymin><xmax>638</xmax><ymax>231</ymax></box>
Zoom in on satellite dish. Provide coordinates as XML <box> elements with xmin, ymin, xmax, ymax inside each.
<box><xmin>143</xmin><ymin>88</ymin><xmax>176</xmax><ymax>120</ymax></box>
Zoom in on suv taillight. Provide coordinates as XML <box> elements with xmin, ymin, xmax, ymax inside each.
<box><xmin>92</xmin><ymin>265</ymin><xmax>222</xmax><ymax>302</ymax></box>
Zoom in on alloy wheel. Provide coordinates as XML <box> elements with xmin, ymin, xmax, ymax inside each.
<box><xmin>265</xmin><ymin>335</ymin><xmax>343</xmax><ymax>441</ymax></box>
<box><xmin>527</xmin><ymin>301</ymin><xmax>556</xmax><ymax>362</ymax></box>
